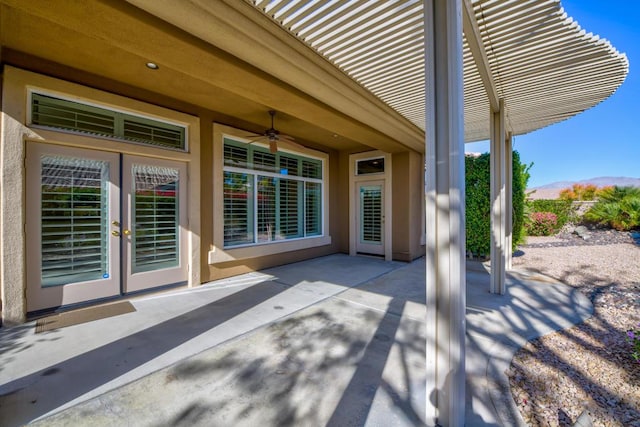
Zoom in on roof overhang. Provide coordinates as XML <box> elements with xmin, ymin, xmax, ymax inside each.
<box><xmin>0</xmin><ymin>0</ymin><xmax>628</xmax><ymax>150</ymax></box>
<box><xmin>236</xmin><ymin>0</ymin><xmax>628</xmax><ymax>143</ymax></box>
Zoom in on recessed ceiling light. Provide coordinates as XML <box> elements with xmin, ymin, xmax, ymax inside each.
<box><xmin>332</xmin><ymin>134</ymin><xmax>338</xmax><ymax>138</ymax></box>
<box><xmin>146</xmin><ymin>62</ymin><xmax>159</xmax><ymax>70</ymax></box>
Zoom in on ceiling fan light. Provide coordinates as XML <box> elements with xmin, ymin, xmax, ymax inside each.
<box><xmin>269</xmin><ymin>141</ymin><xmax>278</xmax><ymax>153</ymax></box>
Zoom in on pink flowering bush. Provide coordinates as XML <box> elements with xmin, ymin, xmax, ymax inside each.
<box><xmin>628</xmin><ymin>324</ymin><xmax>640</xmax><ymax>363</ymax></box>
<box><xmin>526</xmin><ymin>211</ymin><xmax>558</xmax><ymax>236</ymax></box>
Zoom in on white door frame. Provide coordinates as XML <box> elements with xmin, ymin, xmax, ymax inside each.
<box><xmin>25</xmin><ymin>143</ymin><xmax>190</xmax><ymax>311</ymax></box>
<box><xmin>349</xmin><ymin>151</ymin><xmax>392</xmax><ymax>261</ymax></box>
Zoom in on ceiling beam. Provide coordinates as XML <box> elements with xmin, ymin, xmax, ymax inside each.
<box><xmin>462</xmin><ymin>0</ymin><xmax>500</xmax><ymax>112</ymax></box>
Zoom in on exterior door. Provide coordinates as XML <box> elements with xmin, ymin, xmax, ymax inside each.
<box><xmin>122</xmin><ymin>155</ymin><xmax>187</xmax><ymax>293</ymax></box>
<box><xmin>356</xmin><ymin>180</ymin><xmax>385</xmax><ymax>256</ymax></box>
<box><xmin>26</xmin><ymin>143</ymin><xmax>188</xmax><ymax>312</ymax></box>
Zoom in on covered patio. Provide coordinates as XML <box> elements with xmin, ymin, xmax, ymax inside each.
<box><xmin>0</xmin><ymin>255</ymin><xmax>592</xmax><ymax>426</ymax></box>
<box><xmin>0</xmin><ymin>0</ymin><xmax>628</xmax><ymax>425</ymax></box>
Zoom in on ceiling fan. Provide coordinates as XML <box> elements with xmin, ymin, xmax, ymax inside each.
<box><xmin>244</xmin><ymin>110</ymin><xmax>307</xmax><ymax>153</ymax></box>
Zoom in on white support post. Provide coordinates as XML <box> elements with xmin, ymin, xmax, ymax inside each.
<box><xmin>490</xmin><ymin>99</ymin><xmax>506</xmax><ymax>294</ymax></box>
<box><xmin>505</xmin><ymin>133</ymin><xmax>513</xmax><ymax>271</ymax></box>
<box><xmin>424</xmin><ymin>1</ymin><xmax>466</xmax><ymax>425</ymax></box>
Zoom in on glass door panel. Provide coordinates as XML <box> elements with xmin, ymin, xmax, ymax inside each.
<box><xmin>26</xmin><ymin>143</ymin><xmax>120</xmax><ymax>312</ymax></box>
<box><xmin>356</xmin><ymin>181</ymin><xmax>385</xmax><ymax>256</ymax></box>
<box><xmin>40</xmin><ymin>155</ymin><xmax>110</xmax><ymax>286</ymax></box>
<box><xmin>123</xmin><ymin>156</ymin><xmax>187</xmax><ymax>293</ymax></box>
<box><xmin>131</xmin><ymin>164</ymin><xmax>180</xmax><ymax>273</ymax></box>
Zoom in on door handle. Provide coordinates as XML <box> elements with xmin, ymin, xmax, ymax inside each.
<box><xmin>123</xmin><ymin>229</ymin><xmax>131</xmax><ymax>236</ymax></box>
<box><xmin>111</xmin><ymin>230</ymin><xmax>120</xmax><ymax>237</ymax></box>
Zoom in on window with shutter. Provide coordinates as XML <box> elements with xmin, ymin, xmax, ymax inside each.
<box><xmin>222</xmin><ymin>138</ymin><xmax>324</xmax><ymax>248</ymax></box>
<box><xmin>305</xmin><ymin>182</ymin><xmax>321</xmax><ymax>236</ymax></box>
<box><xmin>31</xmin><ymin>93</ymin><xmax>186</xmax><ymax>151</ymax></box>
<box><xmin>223</xmin><ymin>171</ymin><xmax>254</xmax><ymax>246</ymax></box>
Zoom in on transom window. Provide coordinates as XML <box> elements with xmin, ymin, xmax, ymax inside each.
<box><xmin>223</xmin><ymin>138</ymin><xmax>323</xmax><ymax>247</ymax></box>
<box><xmin>30</xmin><ymin>93</ymin><xmax>187</xmax><ymax>151</ymax></box>
<box><xmin>356</xmin><ymin>157</ymin><xmax>385</xmax><ymax>175</ymax></box>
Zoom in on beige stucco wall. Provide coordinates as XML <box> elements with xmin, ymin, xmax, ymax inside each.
<box><xmin>392</xmin><ymin>151</ymin><xmax>426</xmax><ymax>262</ymax></box>
<box><xmin>0</xmin><ymin>53</ymin><xmax>425</xmax><ymax>323</ymax></box>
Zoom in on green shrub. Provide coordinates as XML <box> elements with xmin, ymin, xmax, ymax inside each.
<box><xmin>465</xmin><ymin>154</ymin><xmax>491</xmax><ymax>256</ymax></box>
<box><xmin>526</xmin><ymin>212</ymin><xmax>558</xmax><ymax>236</ymax></box>
<box><xmin>512</xmin><ymin>151</ymin><xmax>529</xmax><ymax>250</ymax></box>
<box><xmin>526</xmin><ymin>199</ymin><xmax>574</xmax><ymax>231</ymax></box>
<box><xmin>584</xmin><ymin>186</ymin><xmax>640</xmax><ymax>231</ymax></box>
<box><xmin>465</xmin><ymin>151</ymin><xmax>530</xmax><ymax>257</ymax></box>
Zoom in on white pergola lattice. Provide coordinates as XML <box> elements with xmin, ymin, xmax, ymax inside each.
<box><xmin>248</xmin><ymin>0</ymin><xmax>628</xmax><ymax>142</ymax></box>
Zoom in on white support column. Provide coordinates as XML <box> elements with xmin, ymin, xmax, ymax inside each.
<box><xmin>424</xmin><ymin>1</ymin><xmax>466</xmax><ymax>425</ymax></box>
<box><xmin>505</xmin><ymin>133</ymin><xmax>513</xmax><ymax>271</ymax></box>
<box><xmin>490</xmin><ymin>99</ymin><xmax>506</xmax><ymax>294</ymax></box>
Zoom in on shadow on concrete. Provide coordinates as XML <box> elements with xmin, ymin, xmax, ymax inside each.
<box><xmin>0</xmin><ymin>281</ymin><xmax>288</xmax><ymax>426</ymax></box>
<box><xmin>3</xmin><ymin>254</ymin><xmax>627</xmax><ymax>426</ymax></box>
<box><xmin>0</xmin><ymin>323</ymin><xmax>60</xmax><ymax>374</ymax></box>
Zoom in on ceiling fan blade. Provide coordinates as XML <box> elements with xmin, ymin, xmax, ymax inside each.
<box><xmin>236</xmin><ymin>134</ymin><xmax>265</xmax><ymax>140</ymax></box>
<box><xmin>278</xmin><ymin>136</ymin><xmax>307</xmax><ymax>152</ymax></box>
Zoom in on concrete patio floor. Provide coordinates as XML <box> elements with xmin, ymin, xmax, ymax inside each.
<box><xmin>0</xmin><ymin>254</ymin><xmax>592</xmax><ymax>426</ymax></box>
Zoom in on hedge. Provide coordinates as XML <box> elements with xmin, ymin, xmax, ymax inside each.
<box><xmin>465</xmin><ymin>151</ymin><xmax>529</xmax><ymax>257</ymax></box>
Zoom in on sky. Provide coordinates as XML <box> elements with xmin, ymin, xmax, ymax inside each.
<box><xmin>464</xmin><ymin>0</ymin><xmax>640</xmax><ymax>188</ymax></box>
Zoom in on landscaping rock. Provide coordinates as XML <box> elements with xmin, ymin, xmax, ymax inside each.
<box><xmin>511</xmin><ymin>241</ymin><xmax>640</xmax><ymax>426</ymax></box>
<box><xmin>574</xmin><ymin>225</ymin><xmax>591</xmax><ymax>240</ymax></box>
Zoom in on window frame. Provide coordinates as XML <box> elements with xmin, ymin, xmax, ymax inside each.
<box><xmin>222</xmin><ymin>139</ymin><xmax>324</xmax><ymax>248</ymax></box>
<box><xmin>27</xmin><ymin>89</ymin><xmax>189</xmax><ymax>152</ymax></box>
<box><xmin>210</xmin><ymin>124</ymin><xmax>331</xmax><ymax>264</ymax></box>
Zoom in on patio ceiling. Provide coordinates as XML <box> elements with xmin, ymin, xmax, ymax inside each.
<box><xmin>247</xmin><ymin>0</ymin><xmax>629</xmax><ymax>142</ymax></box>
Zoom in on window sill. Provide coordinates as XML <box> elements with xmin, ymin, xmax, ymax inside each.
<box><xmin>208</xmin><ymin>235</ymin><xmax>332</xmax><ymax>264</ymax></box>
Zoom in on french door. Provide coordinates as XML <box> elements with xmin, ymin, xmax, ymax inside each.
<box><xmin>356</xmin><ymin>180</ymin><xmax>385</xmax><ymax>256</ymax></box>
<box><xmin>26</xmin><ymin>143</ymin><xmax>188</xmax><ymax>312</ymax></box>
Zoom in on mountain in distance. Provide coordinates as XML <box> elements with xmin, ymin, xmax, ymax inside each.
<box><xmin>532</xmin><ymin>176</ymin><xmax>640</xmax><ymax>190</ymax></box>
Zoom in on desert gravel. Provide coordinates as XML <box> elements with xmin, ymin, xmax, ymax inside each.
<box><xmin>509</xmin><ymin>230</ymin><xmax>640</xmax><ymax>426</ymax></box>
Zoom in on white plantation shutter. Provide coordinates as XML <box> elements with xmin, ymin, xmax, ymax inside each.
<box><xmin>31</xmin><ymin>93</ymin><xmax>186</xmax><ymax>150</ymax></box>
<box><xmin>360</xmin><ymin>185</ymin><xmax>382</xmax><ymax>244</ymax></box>
<box><xmin>279</xmin><ymin>154</ymin><xmax>299</xmax><ymax>176</ymax></box>
<box><xmin>254</xmin><ymin>151</ymin><xmax>277</xmax><ymax>173</ymax></box>
<box><xmin>223</xmin><ymin>139</ymin><xmax>323</xmax><ymax>247</ymax></box>
<box><xmin>40</xmin><ymin>155</ymin><xmax>109</xmax><ymax>286</ymax></box>
<box><xmin>224</xmin><ymin>171</ymin><xmax>254</xmax><ymax>246</ymax></box>
<box><xmin>305</xmin><ymin>182</ymin><xmax>321</xmax><ymax>236</ymax></box>
<box><xmin>257</xmin><ymin>176</ymin><xmax>276</xmax><ymax>242</ymax></box>
<box><xmin>278</xmin><ymin>178</ymin><xmax>302</xmax><ymax>238</ymax></box>
<box><xmin>131</xmin><ymin>164</ymin><xmax>180</xmax><ymax>273</ymax></box>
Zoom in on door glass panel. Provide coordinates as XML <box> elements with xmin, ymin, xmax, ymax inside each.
<box><xmin>360</xmin><ymin>185</ymin><xmax>382</xmax><ymax>244</ymax></box>
<box><xmin>132</xmin><ymin>164</ymin><xmax>179</xmax><ymax>273</ymax></box>
<box><xmin>40</xmin><ymin>155</ymin><xmax>109</xmax><ymax>287</ymax></box>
